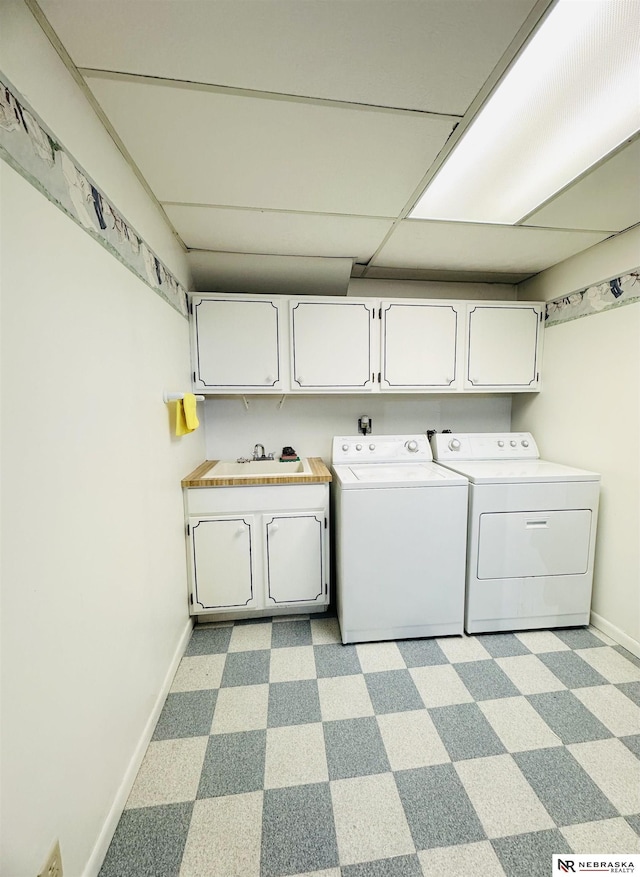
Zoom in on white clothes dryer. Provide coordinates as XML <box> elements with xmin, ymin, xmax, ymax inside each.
<box><xmin>332</xmin><ymin>434</ymin><xmax>468</xmax><ymax>644</ymax></box>
<box><xmin>431</xmin><ymin>432</ymin><xmax>600</xmax><ymax>634</ymax></box>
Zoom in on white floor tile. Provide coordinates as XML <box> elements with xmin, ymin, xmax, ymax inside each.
<box><xmin>269</xmin><ymin>646</ymin><xmax>316</xmax><ymax>682</ymax></box>
<box><xmin>561</xmin><ymin>817</ymin><xmax>640</xmax><ymax>854</ymax></box>
<box><xmin>455</xmin><ymin>754</ymin><xmax>555</xmax><ymax>838</ymax></box>
<box><xmin>437</xmin><ymin>636</ymin><xmax>492</xmax><ymax>663</ymax></box>
<box><xmin>170</xmin><ymin>655</ymin><xmax>226</xmax><ymax>692</ymax></box>
<box><xmin>356</xmin><ymin>641</ymin><xmax>406</xmax><ymax>672</ymax></box>
<box><xmin>410</xmin><ymin>664</ymin><xmax>473</xmax><ymax>708</ymax></box>
<box><xmin>575</xmin><ymin>646</ymin><xmax>640</xmax><ymax>683</ymax></box>
<box><xmin>180</xmin><ymin>792</ymin><xmax>263</xmax><ymax>877</ymax></box>
<box><xmin>264</xmin><ymin>723</ymin><xmax>328</xmax><ymax>789</ymax></box>
<box><xmin>228</xmin><ymin>622</ymin><xmax>272</xmax><ymax>652</ymax></box>
<box><xmin>311</xmin><ymin>617</ymin><xmax>342</xmax><ymax>645</ymax></box>
<box><xmin>568</xmin><ymin>739</ymin><xmax>640</xmax><ymax>815</ymax></box>
<box><xmin>496</xmin><ymin>655</ymin><xmax>566</xmax><ymax>695</ymax></box>
<box><xmin>478</xmin><ymin>696</ymin><xmax>562</xmax><ymax>752</ymax></box>
<box><xmin>377</xmin><ymin>710</ymin><xmax>450</xmax><ymax>771</ymax></box>
<box><xmin>572</xmin><ymin>685</ymin><xmax>640</xmax><ymax>737</ymax></box>
<box><xmin>418</xmin><ymin>841</ymin><xmax>506</xmax><ymax>876</ymax></box>
<box><xmin>318</xmin><ymin>674</ymin><xmax>374</xmax><ymax>721</ymax></box>
<box><xmin>210</xmin><ymin>684</ymin><xmax>269</xmax><ymax>734</ymax></box>
<box><xmin>125</xmin><ymin>737</ymin><xmax>208</xmax><ymax>809</ymax></box>
<box><xmin>331</xmin><ymin>773</ymin><xmax>415</xmax><ymax>866</ymax></box>
<box><xmin>514</xmin><ymin>630</ymin><xmax>570</xmax><ymax>653</ymax></box>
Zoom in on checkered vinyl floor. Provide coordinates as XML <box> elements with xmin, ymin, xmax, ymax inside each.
<box><xmin>99</xmin><ymin>617</ymin><xmax>640</xmax><ymax>877</ymax></box>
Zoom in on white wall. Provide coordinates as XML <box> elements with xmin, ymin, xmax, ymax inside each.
<box><xmin>0</xmin><ymin>4</ymin><xmax>204</xmax><ymax>876</ymax></box>
<box><xmin>514</xmin><ymin>226</ymin><xmax>640</xmax><ymax>655</ymax></box>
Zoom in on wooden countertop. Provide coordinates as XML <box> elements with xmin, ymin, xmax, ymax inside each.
<box><xmin>182</xmin><ymin>457</ymin><xmax>332</xmax><ymax>487</ymax></box>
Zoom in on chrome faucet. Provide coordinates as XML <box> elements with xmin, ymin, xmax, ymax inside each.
<box><xmin>253</xmin><ymin>443</ymin><xmax>267</xmax><ymax>461</ymax></box>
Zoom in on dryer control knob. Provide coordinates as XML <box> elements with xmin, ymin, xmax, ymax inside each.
<box><xmin>355</xmin><ymin>443</ymin><xmax>363</xmax><ymax>451</ymax></box>
<box><xmin>510</xmin><ymin>440</ymin><xmax>517</xmax><ymax>447</ymax></box>
<box><xmin>497</xmin><ymin>440</ymin><xmax>505</xmax><ymax>447</ymax></box>
<box><xmin>406</xmin><ymin>440</ymin><xmax>419</xmax><ymax>452</ymax></box>
<box><xmin>369</xmin><ymin>444</ymin><xmax>376</xmax><ymax>451</ymax></box>
<box><xmin>522</xmin><ymin>440</ymin><xmax>529</xmax><ymax>448</ymax></box>
<box><xmin>342</xmin><ymin>444</ymin><xmax>349</xmax><ymax>452</ymax></box>
<box><xmin>448</xmin><ymin>438</ymin><xmax>461</xmax><ymax>451</ymax></box>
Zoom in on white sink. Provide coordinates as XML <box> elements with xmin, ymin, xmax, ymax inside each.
<box><xmin>205</xmin><ymin>459</ymin><xmax>312</xmax><ymax>478</ymax></box>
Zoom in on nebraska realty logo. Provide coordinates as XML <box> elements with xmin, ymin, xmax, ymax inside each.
<box><xmin>553</xmin><ymin>855</ymin><xmax>639</xmax><ymax>874</ymax></box>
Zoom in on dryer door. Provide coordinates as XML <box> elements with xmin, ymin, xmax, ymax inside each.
<box><xmin>477</xmin><ymin>510</ymin><xmax>592</xmax><ymax>579</ymax></box>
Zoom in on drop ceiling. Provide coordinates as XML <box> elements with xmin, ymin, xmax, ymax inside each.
<box><xmin>34</xmin><ymin>0</ymin><xmax>640</xmax><ymax>291</ymax></box>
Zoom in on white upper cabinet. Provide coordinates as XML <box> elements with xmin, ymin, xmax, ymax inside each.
<box><xmin>380</xmin><ymin>301</ymin><xmax>462</xmax><ymax>391</ymax></box>
<box><xmin>289</xmin><ymin>300</ymin><xmax>376</xmax><ymax>392</ymax></box>
<box><xmin>191</xmin><ymin>295</ymin><xmax>284</xmax><ymax>391</ymax></box>
<box><xmin>465</xmin><ymin>303</ymin><xmax>544</xmax><ymax>391</ymax></box>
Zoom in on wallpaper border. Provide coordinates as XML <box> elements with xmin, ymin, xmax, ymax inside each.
<box><xmin>0</xmin><ymin>75</ymin><xmax>188</xmax><ymax>318</ymax></box>
<box><xmin>544</xmin><ymin>267</ymin><xmax>640</xmax><ymax>327</ymax></box>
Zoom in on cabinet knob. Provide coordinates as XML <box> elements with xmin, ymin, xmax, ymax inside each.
<box><xmin>265</xmin><ymin>374</ymin><xmax>274</xmax><ymax>384</ymax></box>
<box><xmin>270</xmin><ymin>523</ymin><xmax>279</xmax><ymax>533</ymax></box>
<box><xmin>235</xmin><ymin>526</ymin><xmax>246</xmax><ymax>536</ymax></box>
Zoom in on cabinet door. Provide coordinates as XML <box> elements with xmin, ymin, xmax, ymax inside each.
<box><xmin>188</xmin><ymin>516</ymin><xmax>258</xmax><ymax>612</ymax></box>
<box><xmin>191</xmin><ymin>296</ymin><xmax>283</xmax><ymax>391</ymax></box>
<box><xmin>290</xmin><ymin>300</ymin><xmax>375</xmax><ymax>391</ymax></box>
<box><xmin>465</xmin><ymin>304</ymin><xmax>543</xmax><ymax>390</ymax></box>
<box><xmin>264</xmin><ymin>513</ymin><xmax>327</xmax><ymax>606</ymax></box>
<box><xmin>381</xmin><ymin>302</ymin><xmax>461</xmax><ymax>390</ymax></box>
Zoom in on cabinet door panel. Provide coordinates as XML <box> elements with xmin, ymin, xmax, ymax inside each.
<box><xmin>189</xmin><ymin>516</ymin><xmax>257</xmax><ymax>611</ymax></box>
<box><xmin>466</xmin><ymin>305</ymin><xmax>542</xmax><ymax>389</ymax></box>
<box><xmin>381</xmin><ymin>302</ymin><xmax>460</xmax><ymax>389</ymax></box>
<box><xmin>290</xmin><ymin>301</ymin><xmax>374</xmax><ymax>390</ymax></box>
<box><xmin>265</xmin><ymin>514</ymin><xmax>325</xmax><ymax>605</ymax></box>
<box><xmin>193</xmin><ymin>297</ymin><xmax>282</xmax><ymax>390</ymax></box>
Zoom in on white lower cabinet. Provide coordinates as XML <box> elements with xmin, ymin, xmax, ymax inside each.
<box><xmin>185</xmin><ymin>485</ymin><xmax>329</xmax><ymax>617</ymax></box>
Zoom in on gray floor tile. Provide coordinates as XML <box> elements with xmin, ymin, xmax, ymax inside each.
<box><xmin>98</xmin><ymin>802</ymin><xmax>193</xmax><ymax>877</ymax></box>
<box><xmin>618</xmin><ymin>681</ymin><xmax>640</xmax><ymax>707</ymax></box>
<box><xmin>364</xmin><ymin>670</ymin><xmax>424</xmax><ymax>714</ymax></box>
<box><xmin>268</xmin><ymin>679</ymin><xmax>322</xmax><ymax>727</ymax></box>
<box><xmin>454</xmin><ymin>661</ymin><xmax>521</xmax><ymax>701</ymax></box>
<box><xmin>152</xmin><ymin>690</ymin><xmax>217</xmax><ymax>741</ymax></box>
<box><xmin>620</xmin><ymin>735</ymin><xmax>640</xmax><ymax>759</ymax></box>
<box><xmin>513</xmin><ymin>747</ymin><xmax>619</xmax><ymax>825</ymax></box>
<box><xmin>491</xmin><ymin>829</ymin><xmax>572</xmax><ymax>877</ymax></box>
<box><xmin>323</xmin><ymin>717</ymin><xmax>390</xmax><ymax>780</ymax></box>
<box><xmin>314</xmin><ymin>643</ymin><xmax>362</xmax><ymax>677</ymax></box>
<box><xmin>261</xmin><ymin>783</ymin><xmax>339</xmax><ymax>877</ymax></box>
<box><xmin>626</xmin><ymin>814</ymin><xmax>640</xmax><ymax>836</ymax></box>
<box><xmin>271</xmin><ymin>619</ymin><xmax>312</xmax><ymax>648</ymax></box>
<box><xmin>396</xmin><ymin>638</ymin><xmax>449</xmax><ymax>667</ymax></box>
<box><xmin>553</xmin><ymin>627</ymin><xmax>605</xmax><ymax>650</ymax></box>
<box><xmin>428</xmin><ymin>703</ymin><xmax>506</xmax><ymax>761</ymax></box>
<box><xmin>395</xmin><ymin>763</ymin><xmax>486</xmax><ymax>849</ymax></box>
<box><xmin>476</xmin><ymin>634</ymin><xmax>531</xmax><ymax>658</ymax></box>
<box><xmin>341</xmin><ymin>854</ymin><xmax>424</xmax><ymax>876</ymax></box>
<box><xmin>615</xmin><ymin>646</ymin><xmax>640</xmax><ymax>669</ymax></box>
<box><xmin>221</xmin><ymin>650</ymin><xmax>270</xmax><ymax>687</ymax></box>
<box><xmin>197</xmin><ymin>730</ymin><xmax>266</xmax><ymax>798</ymax></box>
<box><xmin>537</xmin><ymin>651</ymin><xmax>608</xmax><ymax>689</ymax></box>
<box><xmin>185</xmin><ymin>626</ymin><xmax>233</xmax><ymax>656</ymax></box>
<box><xmin>526</xmin><ymin>690</ymin><xmax>612</xmax><ymax>744</ymax></box>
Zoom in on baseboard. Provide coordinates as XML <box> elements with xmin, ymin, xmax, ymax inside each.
<box><xmin>83</xmin><ymin>615</ymin><xmax>194</xmax><ymax>877</ymax></box>
<box><xmin>590</xmin><ymin>610</ymin><xmax>640</xmax><ymax>659</ymax></box>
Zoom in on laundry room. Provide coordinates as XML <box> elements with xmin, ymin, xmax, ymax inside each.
<box><xmin>1</xmin><ymin>1</ymin><xmax>639</xmax><ymax>876</ymax></box>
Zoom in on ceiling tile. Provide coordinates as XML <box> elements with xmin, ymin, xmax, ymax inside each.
<box><xmin>523</xmin><ymin>138</ymin><xmax>640</xmax><ymax>233</ymax></box>
<box><xmin>85</xmin><ymin>74</ymin><xmax>454</xmax><ymax>215</ymax></box>
<box><xmin>41</xmin><ymin>0</ymin><xmax>544</xmax><ymax>114</ymax></box>
<box><xmin>164</xmin><ymin>204</ymin><xmax>394</xmax><ymax>260</ymax></box>
<box><xmin>372</xmin><ymin>220</ymin><xmax>611</xmax><ymax>274</ymax></box>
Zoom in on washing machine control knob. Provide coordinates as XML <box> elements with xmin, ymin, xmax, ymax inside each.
<box><xmin>497</xmin><ymin>440</ymin><xmax>505</xmax><ymax>447</ymax></box>
<box><xmin>521</xmin><ymin>440</ymin><xmax>529</xmax><ymax>448</ymax></box>
<box><xmin>342</xmin><ymin>444</ymin><xmax>349</xmax><ymax>452</ymax></box>
<box><xmin>369</xmin><ymin>444</ymin><xmax>376</xmax><ymax>451</ymax></box>
<box><xmin>405</xmin><ymin>440</ymin><xmax>419</xmax><ymax>452</ymax></box>
<box><xmin>355</xmin><ymin>443</ymin><xmax>363</xmax><ymax>451</ymax></box>
<box><xmin>448</xmin><ymin>439</ymin><xmax>461</xmax><ymax>451</ymax></box>
<box><xmin>510</xmin><ymin>440</ymin><xmax>517</xmax><ymax>447</ymax></box>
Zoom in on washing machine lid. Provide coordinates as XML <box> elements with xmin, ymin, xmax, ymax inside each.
<box><xmin>437</xmin><ymin>459</ymin><xmax>600</xmax><ymax>485</ymax></box>
<box><xmin>332</xmin><ymin>461</ymin><xmax>468</xmax><ymax>489</ymax></box>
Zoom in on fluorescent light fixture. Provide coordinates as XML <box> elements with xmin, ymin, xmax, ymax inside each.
<box><xmin>409</xmin><ymin>0</ymin><xmax>640</xmax><ymax>225</ymax></box>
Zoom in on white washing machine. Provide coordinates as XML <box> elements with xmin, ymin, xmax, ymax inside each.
<box><xmin>431</xmin><ymin>432</ymin><xmax>600</xmax><ymax>634</ymax></box>
<box><xmin>332</xmin><ymin>434</ymin><xmax>468</xmax><ymax>644</ymax></box>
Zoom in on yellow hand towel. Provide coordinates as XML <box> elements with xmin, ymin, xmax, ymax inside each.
<box><xmin>175</xmin><ymin>394</ymin><xmax>199</xmax><ymax>436</ymax></box>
